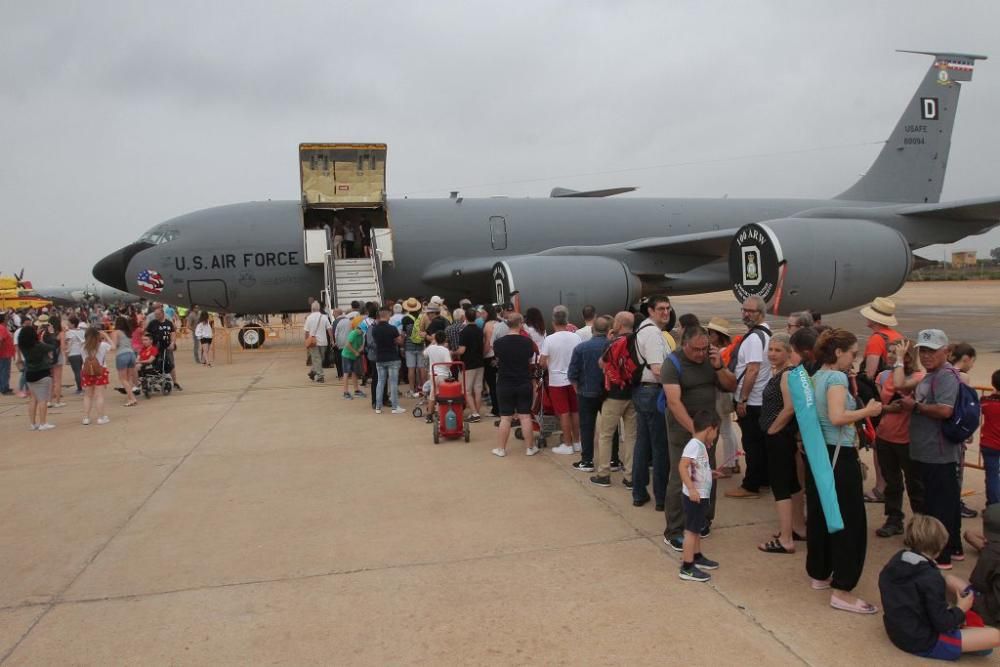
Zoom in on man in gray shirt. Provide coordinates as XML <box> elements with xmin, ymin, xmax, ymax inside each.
<box><xmin>900</xmin><ymin>329</ymin><xmax>962</xmax><ymax>568</ymax></box>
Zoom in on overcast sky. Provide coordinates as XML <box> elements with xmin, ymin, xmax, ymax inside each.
<box><xmin>3</xmin><ymin>0</ymin><xmax>999</xmax><ymax>286</ymax></box>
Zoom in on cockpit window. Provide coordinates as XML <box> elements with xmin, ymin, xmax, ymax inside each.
<box><xmin>138</xmin><ymin>226</ymin><xmax>180</xmax><ymax>245</ymax></box>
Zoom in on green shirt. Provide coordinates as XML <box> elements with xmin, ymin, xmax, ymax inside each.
<box><xmin>342</xmin><ymin>329</ymin><xmax>364</xmax><ymax>361</ymax></box>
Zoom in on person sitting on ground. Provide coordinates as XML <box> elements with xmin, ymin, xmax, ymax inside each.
<box><xmin>678</xmin><ymin>410</ymin><xmax>723</xmax><ymax>582</ymax></box>
<box><xmin>491</xmin><ymin>313</ymin><xmax>539</xmax><ymax>458</ymax></box>
<box><xmin>965</xmin><ymin>505</ymin><xmax>1000</xmax><ymax>628</ymax></box>
<box><xmin>879</xmin><ymin>514</ymin><xmax>1000</xmax><ymax>660</ymax></box>
<box><xmin>981</xmin><ymin>371</ymin><xmax>1000</xmax><ymax>507</ymax></box>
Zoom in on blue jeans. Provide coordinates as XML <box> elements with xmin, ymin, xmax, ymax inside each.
<box><xmin>0</xmin><ymin>356</ymin><xmax>10</xmax><ymax>393</ymax></box>
<box><xmin>984</xmin><ymin>449</ymin><xmax>1000</xmax><ymax>506</ymax></box>
<box><xmin>375</xmin><ymin>360</ymin><xmax>401</xmax><ymax>410</ymax></box>
<box><xmin>632</xmin><ymin>384</ymin><xmax>669</xmax><ymax>505</ymax></box>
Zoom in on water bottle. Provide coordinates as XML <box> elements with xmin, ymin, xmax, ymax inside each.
<box><xmin>445</xmin><ymin>405</ymin><xmax>457</xmax><ymax>431</ymax></box>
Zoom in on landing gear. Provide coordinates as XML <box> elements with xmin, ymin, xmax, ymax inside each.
<box><xmin>238</xmin><ymin>324</ymin><xmax>266</xmax><ymax>350</ymax></box>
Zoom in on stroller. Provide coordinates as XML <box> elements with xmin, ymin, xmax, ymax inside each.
<box><xmin>139</xmin><ymin>348</ymin><xmax>174</xmax><ymax>398</ymax></box>
<box><xmin>513</xmin><ymin>368</ymin><xmax>560</xmax><ymax>448</ymax></box>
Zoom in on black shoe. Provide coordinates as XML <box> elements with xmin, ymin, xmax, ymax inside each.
<box><xmin>655</xmin><ymin>503</ymin><xmax>664</xmax><ymax>512</ymax></box>
<box><xmin>622</xmin><ymin>478</ymin><xmax>633</xmax><ymax>489</ymax></box>
<box><xmin>572</xmin><ymin>460</ymin><xmax>595</xmax><ymax>472</ymax></box>
<box><xmin>694</xmin><ymin>553</ymin><xmax>719</xmax><ymax>570</ymax></box>
<box><xmin>679</xmin><ymin>564</ymin><xmax>710</xmax><ymax>582</ymax></box>
<box><xmin>876</xmin><ymin>522</ymin><xmax>903</xmax><ymax>538</ymax></box>
<box><xmin>590</xmin><ymin>475</ymin><xmax>612</xmax><ymax>487</ymax></box>
<box><xmin>664</xmin><ymin>536</ymin><xmax>684</xmax><ymax>552</ymax></box>
<box><xmin>632</xmin><ymin>496</ymin><xmax>650</xmax><ymax>507</ymax></box>
<box><xmin>961</xmin><ymin>502</ymin><xmax>979</xmax><ymax>519</ymax></box>
<box><xmin>701</xmin><ymin>522</ymin><xmax>712</xmax><ymax>539</ymax></box>
<box><xmin>308</xmin><ymin>371</ymin><xmax>316</xmax><ymax>380</ymax></box>
<box><xmin>315</xmin><ymin>377</ymin><xmax>324</xmax><ymax>383</ymax></box>
<box><xmin>115</xmin><ymin>387</ymin><xmax>127</xmax><ymax>395</ymax></box>
<box><xmin>610</xmin><ymin>460</ymin><xmax>624</xmax><ymax>472</ymax></box>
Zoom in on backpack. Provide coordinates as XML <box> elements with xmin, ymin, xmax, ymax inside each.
<box><xmin>726</xmin><ymin>325</ymin><xmax>770</xmax><ymax>384</ymax></box>
<box><xmin>602</xmin><ymin>332</ymin><xmax>642</xmax><ymax>392</ymax></box>
<box><xmin>655</xmin><ymin>353</ymin><xmax>682</xmax><ymax>414</ymax></box>
<box><xmin>82</xmin><ymin>352</ymin><xmax>102</xmax><ymax>378</ymax></box>
<box><xmin>404</xmin><ymin>313</ymin><xmax>424</xmax><ymax>345</ymax></box>
<box><xmin>934</xmin><ymin>369</ymin><xmax>982</xmax><ymax>443</ymax></box>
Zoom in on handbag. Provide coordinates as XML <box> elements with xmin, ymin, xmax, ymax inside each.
<box><xmin>305</xmin><ymin>315</ymin><xmax>321</xmax><ymax>350</ymax></box>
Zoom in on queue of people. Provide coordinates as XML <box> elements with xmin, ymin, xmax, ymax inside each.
<box><xmin>309</xmin><ymin>292</ymin><xmax>1000</xmax><ymax>660</ymax></box>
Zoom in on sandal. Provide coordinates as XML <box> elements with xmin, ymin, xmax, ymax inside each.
<box><xmin>774</xmin><ymin>531</ymin><xmax>807</xmax><ymax>542</ymax></box>
<box><xmin>124</xmin><ymin>401</ymin><xmax>137</xmax><ymax>407</ymax></box>
<box><xmin>830</xmin><ymin>596</ymin><xmax>878</xmax><ymax>615</ymax></box>
<box><xmin>758</xmin><ymin>538</ymin><xmax>795</xmax><ymax>554</ymax></box>
<box><xmin>863</xmin><ymin>488</ymin><xmax>885</xmax><ymax>503</ymax></box>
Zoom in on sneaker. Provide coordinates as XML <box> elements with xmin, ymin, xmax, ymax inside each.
<box><xmin>308</xmin><ymin>371</ymin><xmax>316</xmax><ymax>380</ymax></box>
<box><xmin>952</xmin><ymin>550</ymin><xmax>966</xmax><ymax>562</ymax></box>
<box><xmin>75</xmin><ymin>389</ymin><xmax>84</xmax><ymax>395</ymax></box>
<box><xmin>315</xmin><ymin>377</ymin><xmax>324</xmax><ymax>384</ymax></box>
<box><xmin>96</xmin><ymin>416</ymin><xmax>110</xmax><ymax>425</ymax></box>
<box><xmin>29</xmin><ymin>424</ymin><xmax>38</xmax><ymax>431</ymax></box>
<box><xmin>343</xmin><ymin>392</ymin><xmax>353</xmax><ymax>400</ymax></box>
<box><xmin>622</xmin><ymin>478</ymin><xmax>633</xmax><ymax>489</ymax></box>
<box><xmin>51</xmin><ymin>401</ymin><xmax>67</xmax><ymax>408</ymax></box>
<box><xmin>572</xmin><ymin>442</ymin><xmax>582</xmax><ymax>453</ymax></box>
<box><xmin>37</xmin><ymin>423</ymin><xmax>56</xmax><ymax>431</ymax></box>
<box><xmin>875</xmin><ymin>522</ymin><xmax>903</xmax><ymax>538</ymax></box>
<box><xmin>701</xmin><ymin>522</ymin><xmax>712</xmax><ymax>539</ymax></box>
<box><xmin>961</xmin><ymin>502</ymin><xmax>979</xmax><ymax>519</ymax></box>
<box><xmin>492</xmin><ymin>448</ymin><xmax>507</xmax><ymax>458</ymax></box>
<box><xmin>82</xmin><ymin>418</ymin><xmax>90</xmax><ymax>426</ymax></box>
<box><xmin>468</xmin><ymin>413</ymin><xmax>481</xmax><ymax>423</ymax></box>
<box><xmin>525</xmin><ymin>446</ymin><xmax>540</xmax><ymax>456</ymax></box>
<box><xmin>679</xmin><ymin>565</ymin><xmax>710</xmax><ymax>582</ymax></box>
<box><xmin>610</xmin><ymin>460</ymin><xmax>624</xmax><ymax>472</ymax></box>
<box><xmin>664</xmin><ymin>536</ymin><xmax>684</xmax><ymax>552</ymax></box>
<box><xmin>551</xmin><ymin>444</ymin><xmax>574</xmax><ymax>455</ymax></box>
<box><xmin>132</xmin><ymin>387</ymin><xmax>140</xmax><ymax>395</ymax></box>
<box><xmin>590</xmin><ymin>475</ymin><xmax>612</xmax><ymax>487</ymax></box>
<box><xmin>375</xmin><ymin>408</ymin><xmax>382</xmax><ymax>414</ymax></box>
<box><xmin>936</xmin><ymin>560</ymin><xmax>954</xmax><ymax>571</ymax></box>
<box><xmin>391</xmin><ymin>407</ymin><xmax>406</xmax><ymax>415</ymax></box>
<box><xmin>572</xmin><ymin>460</ymin><xmax>595</xmax><ymax>472</ymax></box>
<box><xmin>694</xmin><ymin>554</ymin><xmax>719</xmax><ymax>570</ymax></box>
<box><xmin>354</xmin><ymin>390</ymin><xmax>366</xmax><ymax>398</ymax></box>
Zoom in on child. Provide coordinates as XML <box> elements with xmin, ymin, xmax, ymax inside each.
<box><xmin>981</xmin><ymin>370</ymin><xmax>1000</xmax><ymax>506</ymax></box>
<box><xmin>970</xmin><ymin>504</ymin><xmax>1000</xmax><ymax>627</ymax></box>
<box><xmin>341</xmin><ymin>324</ymin><xmax>365</xmax><ymax>400</ymax></box>
<box><xmin>678</xmin><ymin>410</ymin><xmax>722</xmax><ymax>582</ymax></box>
<box><xmin>879</xmin><ymin>514</ymin><xmax>1000</xmax><ymax>660</ymax></box>
<box><xmin>423</xmin><ymin>331</ymin><xmax>452</xmax><ymax>402</ymax></box>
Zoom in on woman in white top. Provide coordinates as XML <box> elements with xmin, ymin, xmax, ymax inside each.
<box><xmin>195</xmin><ymin>311</ymin><xmax>214</xmax><ymax>366</ymax></box>
<box><xmin>65</xmin><ymin>316</ymin><xmax>87</xmax><ymax>393</ymax></box>
<box><xmin>523</xmin><ymin>308</ymin><xmax>547</xmax><ymax>348</ymax></box>
<box><xmin>81</xmin><ymin>326</ymin><xmax>114</xmax><ymax>425</ymax></box>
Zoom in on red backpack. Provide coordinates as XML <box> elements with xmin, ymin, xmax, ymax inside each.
<box><xmin>602</xmin><ymin>331</ymin><xmax>643</xmax><ymax>391</ymax></box>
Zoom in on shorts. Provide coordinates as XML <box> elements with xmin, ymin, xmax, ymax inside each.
<box><xmin>199</xmin><ymin>337</ymin><xmax>213</xmax><ymax>346</ymax></box>
<box><xmin>915</xmin><ymin>630</ymin><xmax>962</xmax><ymax>661</ymax></box>
<box><xmin>115</xmin><ymin>350</ymin><xmax>136</xmax><ymax>370</ymax></box>
<box><xmin>405</xmin><ymin>348</ymin><xmax>425</xmax><ymax>369</ymax></box>
<box><xmin>465</xmin><ymin>367</ymin><xmax>484</xmax><ymax>398</ymax></box>
<box><xmin>82</xmin><ymin>368</ymin><xmax>110</xmax><ymax>387</ymax></box>
<box><xmin>765</xmin><ymin>430</ymin><xmax>802</xmax><ymax>501</ymax></box>
<box><xmin>342</xmin><ymin>357</ymin><xmax>359</xmax><ymax>375</ymax></box>
<box><xmin>27</xmin><ymin>376</ymin><xmax>52</xmax><ymax>402</ymax></box>
<box><xmin>497</xmin><ymin>381</ymin><xmax>532</xmax><ymax>417</ymax></box>
<box><xmin>682</xmin><ymin>495</ymin><xmax>710</xmax><ymax>534</ymax></box>
<box><xmin>548</xmin><ymin>384</ymin><xmax>578</xmax><ymax>415</ymax></box>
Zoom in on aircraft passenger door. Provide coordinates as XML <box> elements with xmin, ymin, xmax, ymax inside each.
<box><xmin>188</xmin><ymin>279</ymin><xmax>230</xmax><ymax>310</ymax></box>
<box><xmin>490</xmin><ymin>216</ymin><xmax>507</xmax><ymax>250</ymax></box>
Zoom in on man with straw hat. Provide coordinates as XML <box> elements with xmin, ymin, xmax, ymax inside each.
<box><xmin>401</xmin><ymin>297</ymin><xmax>426</xmax><ymax>396</ymax></box>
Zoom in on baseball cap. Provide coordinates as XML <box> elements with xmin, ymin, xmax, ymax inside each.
<box><xmin>915</xmin><ymin>329</ymin><xmax>948</xmax><ymax>350</ymax></box>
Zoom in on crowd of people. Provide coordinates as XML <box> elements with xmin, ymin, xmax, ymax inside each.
<box><xmin>309</xmin><ymin>292</ymin><xmax>1000</xmax><ymax>660</ymax></box>
<box><xmin>2</xmin><ymin>302</ymin><xmax>218</xmax><ymax>429</ymax></box>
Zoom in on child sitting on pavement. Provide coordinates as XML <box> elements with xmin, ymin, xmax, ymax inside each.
<box><xmin>678</xmin><ymin>410</ymin><xmax>723</xmax><ymax>582</ymax></box>
<box><xmin>969</xmin><ymin>505</ymin><xmax>1000</xmax><ymax>628</ymax></box>
<box><xmin>879</xmin><ymin>514</ymin><xmax>1000</xmax><ymax>660</ymax></box>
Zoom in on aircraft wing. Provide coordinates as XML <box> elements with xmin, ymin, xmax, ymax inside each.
<box><xmin>550</xmin><ymin>186</ymin><xmax>637</xmax><ymax>198</ymax></box>
<box><xmin>622</xmin><ymin>228</ymin><xmax>735</xmax><ymax>258</ymax></box>
<box><xmin>898</xmin><ymin>195</ymin><xmax>1000</xmax><ymax>221</ymax></box>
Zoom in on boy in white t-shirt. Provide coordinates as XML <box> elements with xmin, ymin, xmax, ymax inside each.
<box><xmin>423</xmin><ymin>331</ymin><xmax>453</xmax><ymax>401</ymax></box>
<box><xmin>679</xmin><ymin>410</ymin><xmax>722</xmax><ymax>582</ymax></box>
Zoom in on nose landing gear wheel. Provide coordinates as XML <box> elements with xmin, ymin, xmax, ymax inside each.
<box><xmin>238</xmin><ymin>324</ymin><xmax>266</xmax><ymax>350</ymax></box>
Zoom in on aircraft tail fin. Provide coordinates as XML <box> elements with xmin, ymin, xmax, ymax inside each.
<box><xmin>835</xmin><ymin>51</ymin><xmax>987</xmax><ymax>204</ymax></box>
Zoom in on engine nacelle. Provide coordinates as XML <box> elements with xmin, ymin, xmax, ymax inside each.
<box><xmin>729</xmin><ymin>218</ymin><xmax>912</xmax><ymax>315</ymax></box>
<box><xmin>492</xmin><ymin>255</ymin><xmax>641</xmax><ymax>324</ymax></box>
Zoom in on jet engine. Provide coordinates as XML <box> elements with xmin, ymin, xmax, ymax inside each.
<box><xmin>729</xmin><ymin>218</ymin><xmax>913</xmax><ymax>315</ymax></box>
<box><xmin>492</xmin><ymin>255</ymin><xmax>641</xmax><ymax>323</ymax></box>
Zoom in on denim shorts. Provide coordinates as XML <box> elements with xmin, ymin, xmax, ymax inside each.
<box><xmin>115</xmin><ymin>350</ymin><xmax>136</xmax><ymax>370</ymax></box>
<box><xmin>405</xmin><ymin>348</ymin><xmax>425</xmax><ymax>369</ymax></box>
<box><xmin>342</xmin><ymin>357</ymin><xmax>359</xmax><ymax>375</ymax></box>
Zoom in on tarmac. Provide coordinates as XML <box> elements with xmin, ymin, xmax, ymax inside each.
<box><xmin>0</xmin><ymin>281</ymin><xmax>998</xmax><ymax>666</ymax></box>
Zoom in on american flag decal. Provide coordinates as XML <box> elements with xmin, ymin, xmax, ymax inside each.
<box><xmin>137</xmin><ymin>269</ymin><xmax>164</xmax><ymax>295</ymax></box>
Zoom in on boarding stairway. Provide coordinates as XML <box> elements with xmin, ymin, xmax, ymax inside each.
<box><xmin>327</xmin><ymin>257</ymin><xmax>382</xmax><ymax>308</ymax></box>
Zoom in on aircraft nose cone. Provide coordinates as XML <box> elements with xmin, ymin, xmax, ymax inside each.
<box><xmin>92</xmin><ymin>242</ymin><xmax>153</xmax><ymax>293</ymax></box>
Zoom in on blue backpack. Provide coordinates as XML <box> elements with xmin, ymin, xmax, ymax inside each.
<box><xmin>935</xmin><ymin>369</ymin><xmax>981</xmax><ymax>443</ymax></box>
<box><xmin>655</xmin><ymin>353</ymin><xmax>682</xmax><ymax>414</ymax></box>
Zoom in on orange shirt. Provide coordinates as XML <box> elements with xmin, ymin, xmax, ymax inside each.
<box><xmin>864</xmin><ymin>326</ymin><xmax>903</xmax><ymax>363</ymax></box>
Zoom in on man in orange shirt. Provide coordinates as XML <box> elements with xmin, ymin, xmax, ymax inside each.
<box><xmin>860</xmin><ymin>297</ymin><xmax>903</xmax><ymax>380</ymax></box>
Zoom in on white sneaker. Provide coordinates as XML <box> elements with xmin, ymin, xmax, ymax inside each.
<box><xmin>82</xmin><ymin>418</ymin><xmax>90</xmax><ymax>426</ymax></box>
<box><xmin>37</xmin><ymin>423</ymin><xmax>56</xmax><ymax>431</ymax></box>
<box><xmin>391</xmin><ymin>407</ymin><xmax>406</xmax><ymax>414</ymax></box>
<box><xmin>526</xmin><ymin>446</ymin><xmax>540</xmax><ymax>456</ymax></box>
<box><xmin>375</xmin><ymin>408</ymin><xmax>382</xmax><ymax>414</ymax></box>
<box><xmin>552</xmin><ymin>444</ymin><xmax>575</xmax><ymax>455</ymax></box>
<box><xmin>573</xmin><ymin>442</ymin><xmax>582</xmax><ymax>453</ymax></box>
<box><xmin>492</xmin><ymin>448</ymin><xmax>507</xmax><ymax>458</ymax></box>
<box><xmin>51</xmin><ymin>402</ymin><xmax>67</xmax><ymax>408</ymax></box>
<box><xmin>29</xmin><ymin>424</ymin><xmax>38</xmax><ymax>431</ymax></box>
<box><xmin>97</xmin><ymin>416</ymin><xmax>110</xmax><ymax>425</ymax></box>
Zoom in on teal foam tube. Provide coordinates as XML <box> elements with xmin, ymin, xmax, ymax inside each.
<box><xmin>788</xmin><ymin>365</ymin><xmax>844</xmax><ymax>533</ymax></box>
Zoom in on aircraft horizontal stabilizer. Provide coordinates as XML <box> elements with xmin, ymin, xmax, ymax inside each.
<box><xmin>899</xmin><ymin>195</ymin><xmax>1000</xmax><ymax>222</ymax></box>
<box><xmin>624</xmin><ymin>228</ymin><xmax>734</xmax><ymax>258</ymax></box>
<box><xmin>550</xmin><ymin>186</ymin><xmax>637</xmax><ymax>198</ymax></box>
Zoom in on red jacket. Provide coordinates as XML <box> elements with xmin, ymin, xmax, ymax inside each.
<box><xmin>0</xmin><ymin>326</ymin><xmax>14</xmax><ymax>359</ymax></box>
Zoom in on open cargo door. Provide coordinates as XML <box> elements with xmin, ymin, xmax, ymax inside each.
<box><xmin>299</xmin><ymin>143</ymin><xmax>386</xmax><ymax>207</ymax></box>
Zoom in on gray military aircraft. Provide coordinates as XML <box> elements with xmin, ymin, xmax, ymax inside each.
<box><xmin>34</xmin><ymin>283</ymin><xmax>140</xmax><ymax>306</ymax></box>
<box><xmin>94</xmin><ymin>51</ymin><xmax>1000</xmax><ymax>348</ymax></box>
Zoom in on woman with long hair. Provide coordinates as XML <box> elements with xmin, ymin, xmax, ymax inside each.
<box><xmin>81</xmin><ymin>325</ymin><xmax>114</xmax><ymax>425</ymax></box>
<box><xmin>195</xmin><ymin>311</ymin><xmax>214</xmax><ymax>366</ymax></box>
<box><xmin>523</xmin><ymin>307</ymin><xmax>546</xmax><ymax>347</ymax></box>
<box><xmin>113</xmin><ymin>316</ymin><xmax>138</xmax><ymax>406</ymax></box>
<box><xmin>65</xmin><ymin>315</ymin><xmax>86</xmax><ymax>393</ymax></box>
<box><xmin>45</xmin><ymin>314</ymin><xmax>67</xmax><ymax>408</ymax></box>
<box><xmin>18</xmin><ymin>324</ymin><xmax>56</xmax><ymax>430</ymax></box>
<box><xmin>805</xmin><ymin>328</ymin><xmax>883</xmax><ymax>614</ymax></box>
